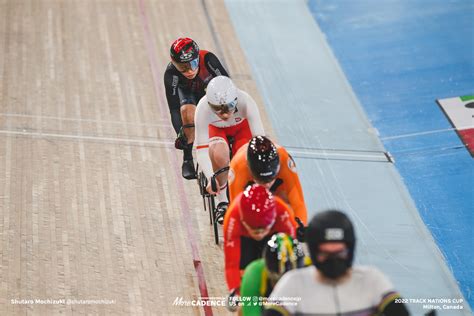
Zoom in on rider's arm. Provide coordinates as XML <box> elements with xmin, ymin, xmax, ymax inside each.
<box><xmin>194</xmin><ymin>98</ymin><xmax>214</xmax><ymax>178</ymax></box>
<box><xmin>278</xmin><ymin>150</ymin><xmax>308</xmax><ymax>225</ymax></box>
<box><xmin>164</xmin><ymin>66</ymin><xmax>180</xmax><ymax>106</ymax></box>
<box><xmin>223</xmin><ymin>204</ymin><xmax>243</xmax><ymax>291</ymax></box>
<box><xmin>163</xmin><ymin>67</ymin><xmax>182</xmax><ymax>134</ymax></box>
<box><xmin>240</xmin><ymin>90</ymin><xmax>265</xmax><ymax>136</ymax></box>
<box><xmin>241</xmin><ymin>260</ymin><xmax>266</xmax><ymax>316</ymax></box>
<box><xmin>378</xmin><ymin>293</ymin><xmax>410</xmax><ymax>316</ymax></box>
<box><xmin>228</xmin><ymin>146</ymin><xmax>252</xmax><ymax>202</ymax></box>
<box><xmin>203</xmin><ymin>51</ymin><xmax>229</xmax><ymax>77</ymax></box>
<box><xmin>273</xmin><ymin>199</ymin><xmax>297</xmax><ymax>238</ymax></box>
<box><xmin>371</xmin><ymin>267</ymin><xmax>410</xmax><ymax>316</ymax></box>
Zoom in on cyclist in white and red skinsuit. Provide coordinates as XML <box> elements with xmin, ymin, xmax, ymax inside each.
<box><xmin>194</xmin><ymin>76</ymin><xmax>265</xmax><ymax>223</ymax></box>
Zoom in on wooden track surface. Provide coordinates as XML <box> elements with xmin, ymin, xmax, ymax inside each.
<box><xmin>0</xmin><ymin>0</ymin><xmax>274</xmax><ymax>314</ymax></box>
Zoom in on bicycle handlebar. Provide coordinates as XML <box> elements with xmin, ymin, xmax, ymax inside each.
<box><xmin>295</xmin><ymin>217</ymin><xmax>306</xmax><ymax>242</ymax></box>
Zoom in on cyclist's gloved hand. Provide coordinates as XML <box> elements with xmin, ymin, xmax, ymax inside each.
<box><xmin>226</xmin><ymin>288</ymin><xmax>240</xmax><ymax>312</ymax></box>
<box><xmin>296</xmin><ymin>226</ymin><xmax>306</xmax><ymax>242</ymax></box>
<box><xmin>174</xmin><ymin>127</ymin><xmax>188</xmax><ymax>150</ymax></box>
<box><xmin>206</xmin><ymin>176</ymin><xmax>220</xmax><ymax>195</ymax></box>
<box><xmin>295</xmin><ymin>217</ymin><xmax>306</xmax><ymax>242</ymax></box>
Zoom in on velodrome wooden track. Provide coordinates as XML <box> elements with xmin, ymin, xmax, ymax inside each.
<box><xmin>0</xmin><ymin>0</ymin><xmax>275</xmax><ymax>315</ymax></box>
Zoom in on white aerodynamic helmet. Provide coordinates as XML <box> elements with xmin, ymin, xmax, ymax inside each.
<box><xmin>206</xmin><ymin>76</ymin><xmax>238</xmax><ymax>114</ymax></box>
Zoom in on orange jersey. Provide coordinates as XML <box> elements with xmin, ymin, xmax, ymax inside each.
<box><xmin>223</xmin><ymin>192</ymin><xmax>297</xmax><ymax>291</ymax></box>
<box><xmin>228</xmin><ymin>144</ymin><xmax>308</xmax><ymax>225</ymax></box>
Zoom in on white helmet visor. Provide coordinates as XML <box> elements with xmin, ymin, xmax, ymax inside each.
<box><xmin>208</xmin><ymin>97</ymin><xmax>238</xmax><ymax>114</ymax></box>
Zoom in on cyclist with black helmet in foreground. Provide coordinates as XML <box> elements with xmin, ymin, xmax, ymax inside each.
<box><xmin>229</xmin><ymin>136</ymin><xmax>308</xmax><ymax>227</ymax></box>
<box><xmin>239</xmin><ymin>233</ymin><xmax>308</xmax><ymax>316</ymax></box>
<box><xmin>264</xmin><ymin>210</ymin><xmax>410</xmax><ymax>316</ymax></box>
<box><xmin>223</xmin><ymin>185</ymin><xmax>297</xmax><ymax>302</ymax></box>
<box><xmin>195</xmin><ymin>76</ymin><xmax>264</xmax><ymax>222</ymax></box>
<box><xmin>164</xmin><ymin>37</ymin><xmax>229</xmax><ymax>179</ymax></box>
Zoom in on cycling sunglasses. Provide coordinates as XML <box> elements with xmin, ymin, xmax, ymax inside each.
<box><xmin>208</xmin><ymin>98</ymin><xmax>238</xmax><ymax>114</ymax></box>
<box><xmin>172</xmin><ymin>57</ymin><xmax>199</xmax><ymax>73</ymax></box>
<box><xmin>317</xmin><ymin>248</ymin><xmax>349</xmax><ymax>261</ymax></box>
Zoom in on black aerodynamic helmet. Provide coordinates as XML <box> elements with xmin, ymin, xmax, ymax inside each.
<box><xmin>306</xmin><ymin>210</ymin><xmax>356</xmax><ymax>270</ymax></box>
<box><xmin>170</xmin><ymin>37</ymin><xmax>199</xmax><ymax>63</ymax></box>
<box><xmin>263</xmin><ymin>233</ymin><xmax>305</xmax><ymax>282</ymax></box>
<box><xmin>247</xmin><ymin>136</ymin><xmax>280</xmax><ymax>183</ymax></box>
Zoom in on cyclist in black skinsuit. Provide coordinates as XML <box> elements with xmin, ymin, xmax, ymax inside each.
<box><xmin>163</xmin><ymin>37</ymin><xmax>229</xmax><ymax>179</ymax></box>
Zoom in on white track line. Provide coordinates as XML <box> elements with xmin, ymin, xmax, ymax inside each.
<box><xmin>0</xmin><ymin>129</ymin><xmax>174</xmax><ymax>146</ymax></box>
<box><xmin>380</xmin><ymin>127</ymin><xmax>466</xmax><ymax>140</ymax></box>
<box><xmin>288</xmin><ymin>149</ymin><xmax>389</xmax><ymax>161</ymax></box>
<box><xmin>0</xmin><ymin>112</ymin><xmax>171</xmax><ymax>127</ymax></box>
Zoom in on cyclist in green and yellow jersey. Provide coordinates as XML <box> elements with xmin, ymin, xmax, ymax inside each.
<box><xmin>239</xmin><ymin>233</ymin><xmax>309</xmax><ymax>316</ymax></box>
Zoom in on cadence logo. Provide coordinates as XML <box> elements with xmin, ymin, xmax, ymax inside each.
<box><xmin>437</xmin><ymin>95</ymin><xmax>474</xmax><ymax>156</ymax></box>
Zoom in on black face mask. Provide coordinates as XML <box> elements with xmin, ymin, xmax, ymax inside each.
<box><xmin>315</xmin><ymin>256</ymin><xmax>350</xmax><ymax>280</ymax></box>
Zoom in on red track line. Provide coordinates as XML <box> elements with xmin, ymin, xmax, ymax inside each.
<box><xmin>137</xmin><ymin>1</ymin><xmax>213</xmax><ymax>315</ymax></box>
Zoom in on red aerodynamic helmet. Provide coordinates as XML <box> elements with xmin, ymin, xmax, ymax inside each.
<box><xmin>170</xmin><ymin>37</ymin><xmax>199</xmax><ymax>63</ymax></box>
<box><xmin>239</xmin><ymin>184</ymin><xmax>277</xmax><ymax>228</ymax></box>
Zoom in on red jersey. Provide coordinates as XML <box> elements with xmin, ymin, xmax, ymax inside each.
<box><xmin>223</xmin><ymin>192</ymin><xmax>297</xmax><ymax>291</ymax></box>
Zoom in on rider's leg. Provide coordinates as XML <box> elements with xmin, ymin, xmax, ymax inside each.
<box><xmin>180</xmin><ymin>104</ymin><xmax>195</xmax><ymax>146</ymax></box>
<box><xmin>179</xmin><ymin>104</ymin><xmax>196</xmax><ymax>179</ymax></box>
<box><xmin>231</xmin><ymin>119</ymin><xmax>253</xmax><ymax>156</ymax></box>
<box><xmin>171</xmin><ymin>106</ymin><xmax>192</xmax><ymax>157</ymax></box>
<box><xmin>208</xmin><ymin>138</ymin><xmax>230</xmax><ymax>204</ymax></box>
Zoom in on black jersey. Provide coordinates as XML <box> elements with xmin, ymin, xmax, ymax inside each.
<box><xmin>164</xmin><ymin>50</ymin><xmax>228</xmax><ymax>109</ymax></box>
